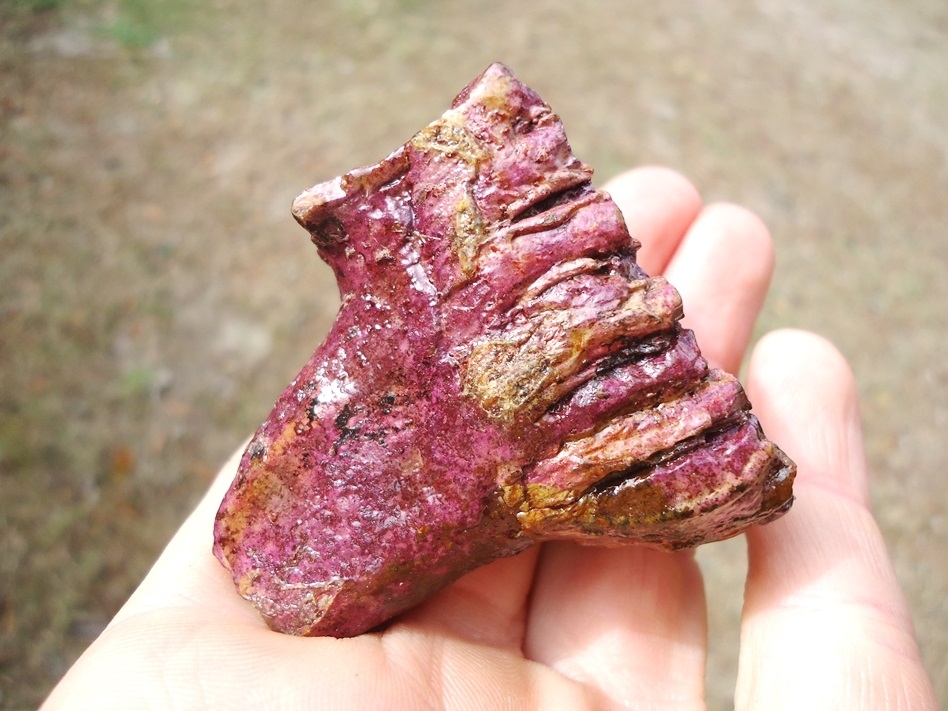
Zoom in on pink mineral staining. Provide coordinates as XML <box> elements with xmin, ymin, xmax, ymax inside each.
<box><xmin>213</xmin><ymin>64</ymin><xmax>795</xmax><ymax>637</ymax></box>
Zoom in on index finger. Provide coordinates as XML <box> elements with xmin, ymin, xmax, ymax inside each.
<box><xmin>603</xmin><ymin>166</ymin><xmax>702</xmax><ymax>275</ymax></box>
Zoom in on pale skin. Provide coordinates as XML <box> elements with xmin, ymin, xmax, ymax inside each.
<box><xmin>44</xmin><ymin>167</ymin><xmax>938</xmax><ymax>710</ymax></box>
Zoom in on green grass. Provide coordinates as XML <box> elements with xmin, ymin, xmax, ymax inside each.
<box><xmin>6</xmin><ymin>0</ymin><xmax>62</xmax><ymax>12</ymax></box>
<box><xmin>104</xmin><ymin>0</ymin><xmax>196</xmax><ymax>47</ymax></box>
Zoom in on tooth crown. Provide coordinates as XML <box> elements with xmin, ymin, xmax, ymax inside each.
<box><xmin>213</xmin><ymin>63</ymin><xmax>795</xmax><ymax>638</ymax></box>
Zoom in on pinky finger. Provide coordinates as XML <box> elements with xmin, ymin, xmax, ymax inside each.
<box><xmin>735</xmin><ymin>330</ymin><xmax>938</xmax><ymax>710</ymax></box>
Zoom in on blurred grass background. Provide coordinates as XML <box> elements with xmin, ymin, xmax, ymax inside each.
<box><xmin>2</xmin><ymin>1</ymin><xmax>946</xmax><ymax>708</ymax></box>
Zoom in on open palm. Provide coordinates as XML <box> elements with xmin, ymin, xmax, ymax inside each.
<box><xmin>44</xmin><ymin>167</ymin><xmax>937</xmax><ymax>710</ymax></box>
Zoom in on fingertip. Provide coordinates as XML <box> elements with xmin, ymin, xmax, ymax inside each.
<box><xmin>602</xmin><ymin>166</ymin><xmax>702</xmax><ymax>275</ymax></box>
<box><xmin>746</xmin><ymin>329</ymin><xmax>866</xmax><ymax>504</ymax></box>
<box><xmin>664</xmin><ymin>202</ymin><xmax>775</xmax><ymax>373</ymax></box>
<box><xmin>749</xmin><ymin>329</ymin><xmax>851</xmax><ymax>387</ymax></box>
<box><xmin>698</xmin><ymin>202</ymin><xmax>775</xmax><ymax>275</ymax></box>
<box><xmin>748</xmin><ymin>329</ymin><xmax>854</xmax><ymax>407</ymax></box>
<box><xmin>604</xmin><ymin>165</ymin><xmax>702</xmax><ymax>206</ymax></box>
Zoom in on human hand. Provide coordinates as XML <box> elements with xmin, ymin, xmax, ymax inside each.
<box><xmin>43</xmin><ymin>167</ymin><xmax>937</xmax><ymax>710</ymax></box>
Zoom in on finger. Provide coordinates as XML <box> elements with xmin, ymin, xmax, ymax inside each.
<box><xmin>524</xmin><ymin>542</ymin><xmax>707</xmax><ymax>709</ymax></box>
<box><xmin>736</xmin><ymin>330</ymin><xmax>938</xmax><ymax>710</ymax></box>
<box><xmin>663</xmin><ymin>203</ymin><xmax>774</xmax><ymax>374</ymax></box>
<box><xmin>603</xmin><ymin>166</ymin><xmax>703</xmax><ymax>276</ymax></box>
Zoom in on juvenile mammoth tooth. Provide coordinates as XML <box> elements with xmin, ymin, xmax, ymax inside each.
<box><xmin>213</xmin><ymin>63</ymin><xmax>795</xmax><ymax>637</ymax></box>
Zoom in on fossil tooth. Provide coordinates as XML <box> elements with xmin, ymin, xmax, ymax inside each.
<box><xmin>213</xmin><ymin>63</ymin><xmax>795</xmax><ymax>637</ymax></box>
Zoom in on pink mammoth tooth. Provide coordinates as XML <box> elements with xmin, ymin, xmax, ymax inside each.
<box><xmin>213</xmin><ymin>63</ymin><xmax>795</xmax><ymax>637</ymax></box>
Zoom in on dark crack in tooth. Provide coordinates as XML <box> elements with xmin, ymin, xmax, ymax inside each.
<box><xmin>522</xmin><ymin>370</ymin><xmax>748</xmax><ymax>507</ymax></box>
<box><xmin>522</xmin><ymin>418</ymin><xmax>792</xmax><ymax>549</ymax></box>
<box><xmin>214</xmin><ymin>62</ymin><xmax>796</xmax><ymax>639</ymax></box>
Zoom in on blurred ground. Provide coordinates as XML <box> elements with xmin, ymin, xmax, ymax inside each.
<box><xmin>1</xmin><ymin>1</ymin><xmax>946</xmax><ymax>708</ymax></box>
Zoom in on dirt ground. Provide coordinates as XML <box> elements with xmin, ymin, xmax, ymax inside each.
<box><xmin>2</xmin><ymin>1</ymin><xmax>946</xmax><ymax>708</ymax></box>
